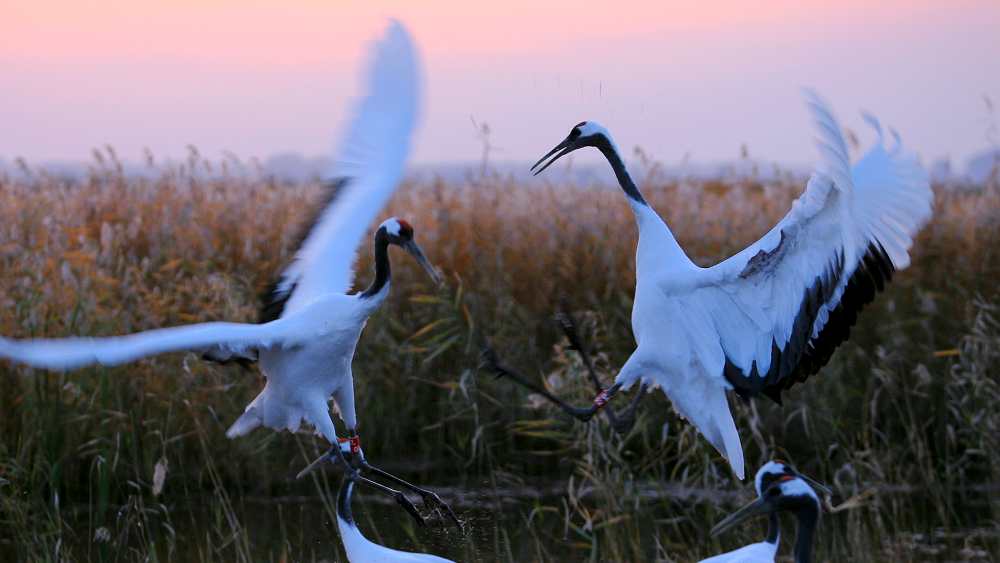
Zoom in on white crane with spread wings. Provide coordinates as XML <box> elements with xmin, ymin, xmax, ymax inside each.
<box><xmin>0</xmin><ymin>20</ymin><xmax>459</xmax><ymax>528</ymax></box>
<box><xmin>514</xmin><ymin>92</ymin><xmax>932</xmax><ymax>480</ymax></box>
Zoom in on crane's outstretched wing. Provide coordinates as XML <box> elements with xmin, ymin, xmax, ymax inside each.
<box><xmin>262</xmin><ymin>20</ymin><xmax>421</xmax><ymax>321</ymax></box>
<box><xmin>0</xmin><ymin>319</ymin><xmax>292</xmax><ymax>371</ymax></box>
<box><xmin>672</xmin><ymin>91</ymin><xmax>932</xmax><ymax>403</ymax></box>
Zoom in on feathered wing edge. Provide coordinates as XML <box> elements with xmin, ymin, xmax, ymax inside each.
<box><xmin>713</xmin><ymin>93</ymin><xmax>932</xmax><ymax>403</ymax></box>
<box><xmin>226</xmin><ymin>388</ymin><xmax>337</xmax><ymax>443</ymax></box>
<box><xmin>259</xmin><ymin>180</ymin><xmax>347</xmax><ymax>324</ymax></box>
<box><xmin>0</xmin><ymin>320</ymin><xmax>291</xmax><ymax>372</ymax></box>
<box><xmin>638</xmin><ymin>94</ymin><xmax>929</xmax><ymax>478</ymax></box>
<box><xmin>264</xmin><ymin>20</ymin><xmax>421</xmax><ymax>319</ymax></box>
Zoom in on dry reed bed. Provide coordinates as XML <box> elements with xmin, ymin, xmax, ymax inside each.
<box><xmin>0</xmin><ymin>154</ymin><xmax>998</xmax><ymax>561</ymax></box>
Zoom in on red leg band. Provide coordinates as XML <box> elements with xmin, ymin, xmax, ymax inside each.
<box><xmin>593</xmin><ymin>388</ymin><xmax>611</xmax><ymax>408</ymax></box>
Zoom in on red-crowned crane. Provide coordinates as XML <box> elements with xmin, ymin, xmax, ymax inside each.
<box><xmin>519</xmin><ymin>92</ymin><xmax>932</xmax><ymax>479</ymax></box>
<box><xmin>337</xmin><ymin>475</ymin><xmax>455</xmax><ymax>562</ymax></box>
<box><xmin>0</xmin><ymin>20</ymin><xmax>459</xmax><ymax>527</ymax></box>
<box><xmin>703</xmin><ymin>461</ymin><xmax>828</xmax><ymax>563</ymax></box>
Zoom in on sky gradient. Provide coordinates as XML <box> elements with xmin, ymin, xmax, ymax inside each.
<box><xmin>3</xmin><ymin>1</ymin><xmax>999</xmax><ymax>170</ymax></box>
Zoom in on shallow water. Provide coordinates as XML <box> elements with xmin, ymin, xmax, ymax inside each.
<box><xmin>61</xmin><ymin>474</ymin><xmax>1000</xmax><ymax>562</ymax></box>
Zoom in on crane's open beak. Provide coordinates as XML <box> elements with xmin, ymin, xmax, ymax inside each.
<box><xmin>402</xmin><ymin>240</ymin><xmax>443</xmax><ymax>287</ymax></box>
<box><xmin>710</xmin><ymin>496</ymin><xmax>774</xmax><ymax>537</ymax></box>
<box><xmin>531</xmin><ymin>136</ymin><xmax>579</xmax><ymax>176</ymax></box>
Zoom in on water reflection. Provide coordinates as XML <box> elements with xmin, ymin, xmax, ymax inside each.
<box><xmin>59</xmin><ymin>476</ymin><xmax>997</xmax><ymax>561</ymax></box>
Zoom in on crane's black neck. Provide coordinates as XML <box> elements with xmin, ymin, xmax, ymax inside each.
<box><xmin>765</xmin><ymin>512</ymin><xmax>780</xmax><ymax>544</ymax></box>
<box><xmin>596</xmin><ymin>138</ymin><xmax>647</xmax><ymax>206</ymax></box>
<box><xmin>337</xmin><ymin>479</ymin><xmax>355</xmax><ymax>526</ymax></box>
<box><xmin>360</xmin><ymin>228</ymin><xmax>391</xmax><ymax>299</ymax></box>
<box><xmin>793</xmin><ymin>503</ymin><xmax>818</xmax><ymax>563</ymax></box>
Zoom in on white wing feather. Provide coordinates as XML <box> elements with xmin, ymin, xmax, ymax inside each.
<box><xmin>0</xmin><ymin>320</ymin><xmax>291</xmax><ymax>371</ymax></box>
<box><xmin>666</xmin><ymin>91</ymin><xmax>932</xmax><ymax>397</ymax></box>
<box><xmin>277</xmin><ymin>20</ymin><xmax>420</xmax><ymax>315</ymax></box>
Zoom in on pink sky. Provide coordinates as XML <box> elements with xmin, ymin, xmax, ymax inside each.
<box><xmin>3</xmin><ymin>1</ymin><xmax>999</xmax><ymax>168</ymax></box>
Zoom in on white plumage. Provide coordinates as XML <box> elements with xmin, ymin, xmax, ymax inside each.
<box><xmin>699</xmin><ymin>539</ymin><xmax>778</xmax><ymax>563</ymax></box>
<box><xmin>337</xmin><ymin>479</ymin><xmax>454</xmax><ymax>563</ymax></box>
<box><xmin>531</xmin><ymin>92</ymin><xmax>933</xmax><ymax>479</ymax></box>
<box><xmin>699</xmin><ymin>461</ymin><xmax>790</xmax><ymax>563</ymax></box>
<box><xmin>0</xmin><ymin>20</ymin><xmax>431</xmax><ymax>452</ymax></box>
<box><xmin>278</xmin><ymin>19</ymin><xmax>420</xmax><ymax>314</ymax></box>
<box><xmin>704</xmin><ymin>461</ymin><xmax>824</xmax><ymax>563</ymax></box>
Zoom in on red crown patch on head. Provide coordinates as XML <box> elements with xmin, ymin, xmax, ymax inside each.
<box><xmin>397</xmin><ymin>219</ymin><xmax>413</xmax><ymax>235</ymax></box>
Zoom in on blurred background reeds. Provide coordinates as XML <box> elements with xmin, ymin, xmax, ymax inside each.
<box><xmin>0</xmin><ymin>149</ymin><xmax>998</xmax><ymax>561</ymax></box>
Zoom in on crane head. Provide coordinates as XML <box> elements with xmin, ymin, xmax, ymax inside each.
<box><xmin>754</xmin><ymin>460</ymin><xmax>833</xmax><ymax>497</ymax></box>
<box><xmin>710</xmin><ymin>473</ymin><xmax>822</xmax><ymax>537</ymax></box>
<box><xmin>379</xmin><ymin>217</ymin><xmax>443</xmax><ymax>286</ymax></box>
<box><xmin>531</xmin><ymin>121</ymin><xmax>613</xmax><ymax>175</ymax></box>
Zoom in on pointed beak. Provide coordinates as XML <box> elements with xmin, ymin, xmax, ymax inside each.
<box><xmin>530</xmin><ymin>137</ymin><xmax>577</xmax><ymax>176</ymax></box>
<box><xmin>402</xmin><ymin>240</ymin><xmax>443</xmax><ymax>287</ymax></box>
<box><xmin>710</xmin><ymin>496</ymin><xmax>774</xmax><ymax>537</ymax></box>
<box><xmin>296</xmin><ymin>450</ymin><xmax>335</xmax><ymax>480</ymax></box>
<box><xmin>797</xmin><ymin>472</ymin><xmax>833</xmax><ymax>498</ymax></box>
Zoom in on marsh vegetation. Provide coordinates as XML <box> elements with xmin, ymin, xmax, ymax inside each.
<box><xmin>1</xmin><ymin>150</ymin><xmax>998</xmax><ymax>561</ymax></box>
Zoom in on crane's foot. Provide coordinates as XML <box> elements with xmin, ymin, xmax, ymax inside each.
<box><xmin>361</xmin><ymin>461</ymin><xmax>462</xmax><ymax>530</ymax></box>
<box><xmin>300</xmin><ymin>437</ymin><xmax>459</xmax><ymax>529</ymax></box>
<box><xmin>417</xmin><ymin>488</ymin><xmax>461</xmax><ymax>529</ymax></box>
<box><xmin>479</xmin><ymin>344</ymin><xmax>612</xmax><ymax>423</ymax></box>
<box><xmin>347</xmin><ymin>474</ymin><xmax>427</xmax><ymax>527</ymax></box>
<box><xmin>611</xmin><ymin>383</ymin><xmax>647</xmax><ymax>435</ymax></box>
<box><xmin>391</xmin><ymin>489</ymin><xmax>427</xmax><ymax>527</ymax></box>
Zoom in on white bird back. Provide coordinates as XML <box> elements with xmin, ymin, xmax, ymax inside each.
<box><xmin>698</xmin><ymin>540</ymin><xmax>778</xmax><ymax>563</ymax></box>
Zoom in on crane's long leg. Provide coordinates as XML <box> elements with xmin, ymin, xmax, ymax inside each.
<box><xmin>359</xmin><ymin>461</ymin><xmax>462</xmax><ymax>529</ymax></box>
<box><xmin>613</xmin><ymin>382</ymin><xmax>648</xmax><ymax>434</ymax></box>
<box><xmin>297</xmin><ymin>444</ymin><xmax>427</xmax><ymax>527</ymax></box>
<box><xmin>554</xmin><ymin>307</ymin><xmax>648</xmax><ymax>434</ymax></box>
<box><xmin>298</xmin><ymin>430</ymin><xmax>461</xmax><ymax>529</ymax></box>
<box><xmin>352</xmin><ymin>474</ymin><xmax>427</xmax><ymax>527</ymax></box>
<box><xmin>480</xmin><ymin>344</ymin><xmax>622</xmax><ymax>423</ymax></box>
<box><xmin>554</xmin><ymin>308</ymin><xmax>607</xmax><ymax>394</ymax></box>
<box><xmin>297</xmin><ymin>444</ymin><xmax>354</xmax><ymax>480</ymax></box>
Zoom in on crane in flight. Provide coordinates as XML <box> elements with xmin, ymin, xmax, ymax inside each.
<box><xmin>0</xmin><ymin>20</ymin><xmax>459</xmax><ymax>528</ymax></box>
<box><xmin>494</xmin><ymin>92</ymin><xmax>932</xmax><ymax>480</ymax></box>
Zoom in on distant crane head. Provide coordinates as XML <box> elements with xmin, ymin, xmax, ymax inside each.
<box><xmin>755</xmin><ymin>460</ymin><xmax>793</xmax><ymax>495</ymax></box>
<box><xmin>711</xmin><ymin>474</ymin><xmax>819</xmax><ymax>537</ymax></box>
<box><xmin>531</xmin><ymin>121</ymin><xmax>617</xmax><ymax>175</ymax></box>
<box><xmin>378</xmin><ymin>217</ymin><xmax>443</xmax><ymax>286</ymax></box>
<box><xmin>754</xmin><ymin>460</ymin><xmax>832</xmax><ymax>497</ymax></box>
<box><xmin>712</xmin><ymin>460</ymin><xmax>830</xmax><ymax>543</ymax></box>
